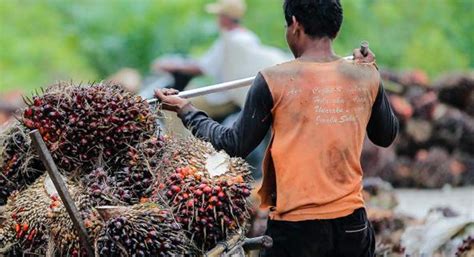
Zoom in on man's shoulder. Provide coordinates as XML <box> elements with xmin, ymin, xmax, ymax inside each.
<box><xmin>261</xmin><ymin>60</ymin><xmax>298</xmax><ymax>75</ymax></box>
<box><xmin>336</xmin><ymin>60</ymin><xmax>380</xmax><ymax>83</ymax></box>
<box><xmin>259</xmin><ymin>60</ymin><xmax>299</xmax><ymax>88</ymax></box>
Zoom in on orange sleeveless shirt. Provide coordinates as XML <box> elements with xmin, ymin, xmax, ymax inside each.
<box><xmin>258</xmin><ymin>59</ymin><xmax>380</xmax><ymax>221</ymax></box>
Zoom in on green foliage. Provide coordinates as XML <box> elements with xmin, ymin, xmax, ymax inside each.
<box><xmin>0</xmin><ymin>0</ymin><xmax>95</xmax><ymax>93</ymax></box>
<box><xmin>0</xmin><ymin>0</ymin><xmax>472</xmax><ymax>93</ymax></box>
<box><xmin>51</xmin><ymin>0</ymin><xmax>217</xmax><ymax>77</ymax></box>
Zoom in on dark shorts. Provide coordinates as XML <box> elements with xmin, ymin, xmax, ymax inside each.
<box><xmin>260</xmin><ymin>208</ymin><xmax>375</xmax><ymax>257</ymax></box>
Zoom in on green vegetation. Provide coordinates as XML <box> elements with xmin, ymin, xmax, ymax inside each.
<box><xmin>0</xmin><ymin>0</ymin><xmax>472</xmax><ymax>93</ymax></box>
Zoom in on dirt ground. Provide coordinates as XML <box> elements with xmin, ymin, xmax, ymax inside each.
<box><xmin>394</xmin><ymin>186</ymin><xmax>474</xmax><ymax>219</ymax></box>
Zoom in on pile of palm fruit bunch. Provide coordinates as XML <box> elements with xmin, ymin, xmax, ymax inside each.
<box><xmin>361</xmin><ymin>70</ymin><xmax>474</xmax><ymax>188</ymax></box>
<box><xmin>155</xmin><ymin>136</ymin><xmax>253</xmax><ymax>252</ymax></box>
<box><xmin>361</xmin><ymin>178</ymin><xmax>415</xmax><ymax>256</ymax></box>
<box><xmin>362</xmin><ymin>178</ymin><xmax>474</xmax><ymax>257</ymax></box>
<box><xmin>0</xmin><ymin>81</ymin><xmax>254</xmax><ymax>256</ymax></box>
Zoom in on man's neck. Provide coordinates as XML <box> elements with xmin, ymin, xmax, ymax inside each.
<box><xmin>298</xmin><ymin>37</ymin><xmax>338</xmax><ymax>62</ymax></box>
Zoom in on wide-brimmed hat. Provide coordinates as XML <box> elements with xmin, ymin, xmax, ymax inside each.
<box><xmin>205</xmin><ymin>0</ymin><xmax>246</xmax><ymax>20</ymax></box>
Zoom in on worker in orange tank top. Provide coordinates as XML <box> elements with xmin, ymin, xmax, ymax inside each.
<box><xmin>155</xmin><ymin>0</ymin><xmax>398</xmax><ymax>256</ymax></box>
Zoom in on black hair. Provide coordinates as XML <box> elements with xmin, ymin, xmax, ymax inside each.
<box><xmin>284</xmin><ymin>0</ymin><xmax>343</xmax><ymax>39</ymax></box>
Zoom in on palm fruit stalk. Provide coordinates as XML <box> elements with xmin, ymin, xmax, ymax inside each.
<box><xmin>20</xmin><ymin>82</ymin><xmax>160</xmax><ymax>175</ymax></box>
<box><xmin>0</xmin><ymin>122</ymin><xmax>44</xmax><ymax>205</ymax></box>
<box><xmin>95</xmin><ymin>204</ymin><xmax>189</xmax><ymax>256</ymax></box>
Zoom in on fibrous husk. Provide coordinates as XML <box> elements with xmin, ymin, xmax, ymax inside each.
<box><xmin>95</xmin><ymin>204</ymin><xmax>190</xmax><ymax>256</ymax></box>
<box><xmin>0</xmin><ymin>121</ymin><xmax>45</xmax><ymax>205</ymax></box>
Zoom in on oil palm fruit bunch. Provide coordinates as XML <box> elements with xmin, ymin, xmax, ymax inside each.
<box><xmin>156</xmin><ymin>137</ymin><xmax>253</xmax><ymax>251</ymax></box>
<box><xmin>0</xmin><ymin>176</ymin><xmax>53</xmax><ymax>256</ymax></box>
<box><xmin>48</xmin><ymin>188</ymin><xmax>103</xmax><ymax>257</ymax></box>
<box><xmin>83</xmin><ymin>164</ymin><xmax>151</xmax><ymax>206</ymax></box>
<box><xmin>162</xmin><ymin>165</ymin><xmax>252</xmax><ymax>252</ymax></box>
<box><xmin>20</xmin><ymin>82</ymin><xmax>159</xmax><ymax>174</ymax></box>
<box><xmin>82</xmin><ymin>136</ymin><xmax>165</xmax><ymax>205</ymax></box>
<box><xmin>0</xmin><ymin>123</ymin><xmax>44</xmax><ymax>205</ymax></box>
<box><xmin>112</xmin><ymin>137</ymin><xmax>165</xmax><ymax>203</ymax></box>
<box><xmin>160</xmin><ymin>136</ymin><xmax>213</xmax><ymax>175</ymax></box>
<box><xmin>0</xmin><ymin>175</ymin><xmax>103</xmax><ymax>257</ymax></box>
<box><xmin>81</xmin><ymin>167</ymin><xmax>117</xmax><ymax>206</ymax></box>
<box><xmin>95</xmin><ymin>204</ymin><xmax>189</xmax><ymax>256</ymax></box>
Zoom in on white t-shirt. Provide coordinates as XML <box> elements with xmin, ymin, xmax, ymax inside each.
<box><xmin>198</xmin><ymin>28</ymin><xmax>289</xmax><ymax>107</ymax></box>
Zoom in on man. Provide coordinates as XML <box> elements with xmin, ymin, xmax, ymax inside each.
<box><xmin>153</xmin><ymin>0</ymin><xmax>288</xmax><ymax>108</ymax></box>
<box><xmin>155</xmin><ymin>0</ymin><xmax>398</xmax><ymax>256</ymax></box>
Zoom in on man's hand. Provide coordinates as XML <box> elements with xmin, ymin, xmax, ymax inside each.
<box><xmin>353</xmin><ymin>47</ymin><xmax>375</xmax><ymax>63</ymax></box>
<box><xmin>154</xmin><ymin>88</ymin><xmax>191</xmax><ymax>113</ymax></box>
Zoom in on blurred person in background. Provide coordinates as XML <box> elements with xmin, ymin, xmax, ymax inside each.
<box><xmin>152</xmin><ymin>0</ymin><xmax>287</xmax><ymax>108</ymax></box>
<box><xmin>152</xmin><ymin>0</ymin><xmax>288</xmax><ymax>178</ymax></box>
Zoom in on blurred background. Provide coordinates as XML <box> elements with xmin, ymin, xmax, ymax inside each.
<box><xmin>0</xmin><ymin>0</ymin><xmax>473</xmax><ymax>255</ymax></box>
<box><xmin>0</xmin><ymin>0</ymin><xmax>472</xmax><ymax>93</ymax></box>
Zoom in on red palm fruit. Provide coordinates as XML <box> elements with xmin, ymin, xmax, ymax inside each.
<box><xmin>171</xmin><ymin>185</ymin><xmax>181</xmax><ymax>193</ymax></box>
<box><xmin>24</xmin><ymin>108</ymin><xmax>33</xmax><ymax>117</ymax></box>
<box><xmin>203</xmin><ymin>186</ymin><xmax>212</xmax><ymax>194</ymax></box>
<box><xmin>195</xmin><ymin>189</ymin><xmax>203</xmax><ymax>196</ymax></box>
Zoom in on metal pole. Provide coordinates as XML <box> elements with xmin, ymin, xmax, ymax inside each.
<box><xmin>242</xmin><ymin>236</ymin><xmax>273</xmax><ymax>251</ymax></box>
<box><xmin>178</xmin><ymin>76</ymin><xmax>255</xmax><ymax>99</ymax></box>
<box><xmin>205</xmin><ymin>234</ymin><xmax>240</xmax><ymax>257</ymax></box>
<box><xmin>147</xmin><ymin>42</ymin><xmax>370</xmax><ymax>103</ymax></box>
<box><xmin>29</xmin><ymin>130</ymin><xmax>95</xmax><ymax>257</ymax></box>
